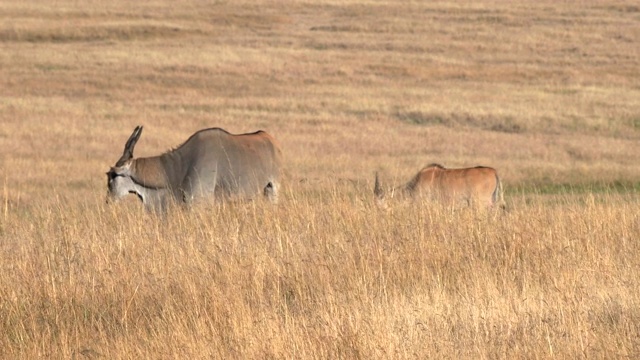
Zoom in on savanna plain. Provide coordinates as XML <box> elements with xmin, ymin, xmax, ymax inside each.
<box><xmin>1</xmin><ymin>0</ymin><xmax>640</xmax><ymax>358</ymax></box>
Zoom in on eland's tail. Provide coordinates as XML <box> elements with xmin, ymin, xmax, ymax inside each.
<box><xmin>374</xmin><ymin>172</ymin><xmax>383</xmax><ymax>198</ymax></box>
<box><xmin>374</xmin><ymin>172</ymin><xmax>386</xmax><ymax>206</ymax></box>
<box><xmin>492</xmin><ymin>174</ymin><xmax>506</xmax><ymax>210</ymax></box>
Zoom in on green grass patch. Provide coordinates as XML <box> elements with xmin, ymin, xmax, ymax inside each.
<box><xmin>506</xmin><ymin>181</ymin><xmax>640</xmax><ymax>195</ymax></box>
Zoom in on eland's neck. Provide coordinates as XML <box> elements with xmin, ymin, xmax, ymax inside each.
<box><xmin>130</xmin><ymin>156</ymin><xmax>170</xmax><ymax>189</ymax></box>
<box><xmin>131</xmin><ymin>183</ymin><xmax>167</xmax><ymax>212</ymax></box>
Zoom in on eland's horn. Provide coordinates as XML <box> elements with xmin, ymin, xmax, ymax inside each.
<box><xmin>116</xmin><ymin>125</ymin><xmax>143</xmax><ymax>166</ymax></box>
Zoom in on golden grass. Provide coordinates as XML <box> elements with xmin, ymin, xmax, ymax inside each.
<box><xmin>1</xmin><ymin>194</ymin><xmax>640</xmax><ymax>358</ymax></box>
<box><xmin>1</xmin><ymin>0</ymin><xmax>640</xmax><ymax>358</ymax></box>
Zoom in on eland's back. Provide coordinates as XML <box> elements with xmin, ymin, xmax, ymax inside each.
<box><xmin>174</xmin><ymin>128</ymin><xmax>282</xmax><ymax>201</ymax></box>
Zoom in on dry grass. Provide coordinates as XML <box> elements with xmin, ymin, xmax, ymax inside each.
<box><xmin>1</xmin><ymin>0</ymin><xmax>640</xmax><ymax>358</ymax></box>
<box><xmin>2</xmin><ymin>194</ymin><xmax>640</xmax><ymax>358</ymax></box>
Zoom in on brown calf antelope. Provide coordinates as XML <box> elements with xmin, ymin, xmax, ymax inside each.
<box><xmin>374</xmin><ymin>163</ymin><xmax>504</xmax><ymax>208</ymax></box>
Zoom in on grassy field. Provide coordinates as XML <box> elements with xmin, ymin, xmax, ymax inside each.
<box><xmin>1</xmin><ymin>0</ymin><xmax>639</xmax><ymax>358</ymax></box>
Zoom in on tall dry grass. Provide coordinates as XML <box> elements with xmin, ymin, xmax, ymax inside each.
<box><xmin>1</xmin><ymin>0</ymin><xmax>640</xmax><ymax>358</ymax></box>
<box><xmin>1</xmin><ymin>192</ymin><xmax>639</xmax><ymax>358</ymax></box>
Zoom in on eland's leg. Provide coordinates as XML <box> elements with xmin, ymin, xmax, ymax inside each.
<box><xmin>263</xmin><ymin>181</ymin><xmax>279</xmax><ymax>204</ymax></box>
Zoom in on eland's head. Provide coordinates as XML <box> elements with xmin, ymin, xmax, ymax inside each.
<box><xmin>106</xmin><ymin>125</ymin><xmax>143</xmax><ymax>204</ymax></box>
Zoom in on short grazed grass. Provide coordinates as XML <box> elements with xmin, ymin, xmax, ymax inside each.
<box><xmin>0</xmin><ymin>0</ymin><xmax>639</xmax><ymax>358</ymax></box>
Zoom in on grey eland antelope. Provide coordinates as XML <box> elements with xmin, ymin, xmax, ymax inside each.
<box><xmin>106</xmin><ymin>126</ymin><xmax>282</xmax><ymax>211</ymax></box>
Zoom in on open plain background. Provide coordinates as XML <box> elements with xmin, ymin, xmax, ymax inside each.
<box><xmin>1</xmin><ymin>0</ymin><xmax>639</xmax><ymax>358</ymax></box>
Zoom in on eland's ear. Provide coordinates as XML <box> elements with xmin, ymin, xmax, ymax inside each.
<box><xmin>110</xmin><ymin>162</ymin><xmax>132</xmax><ymax>176</ymax></box>
<box><xmin>116</xmin><ymin>126</ymin><xmax>143</xmax><ymax>166</ymax></box>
